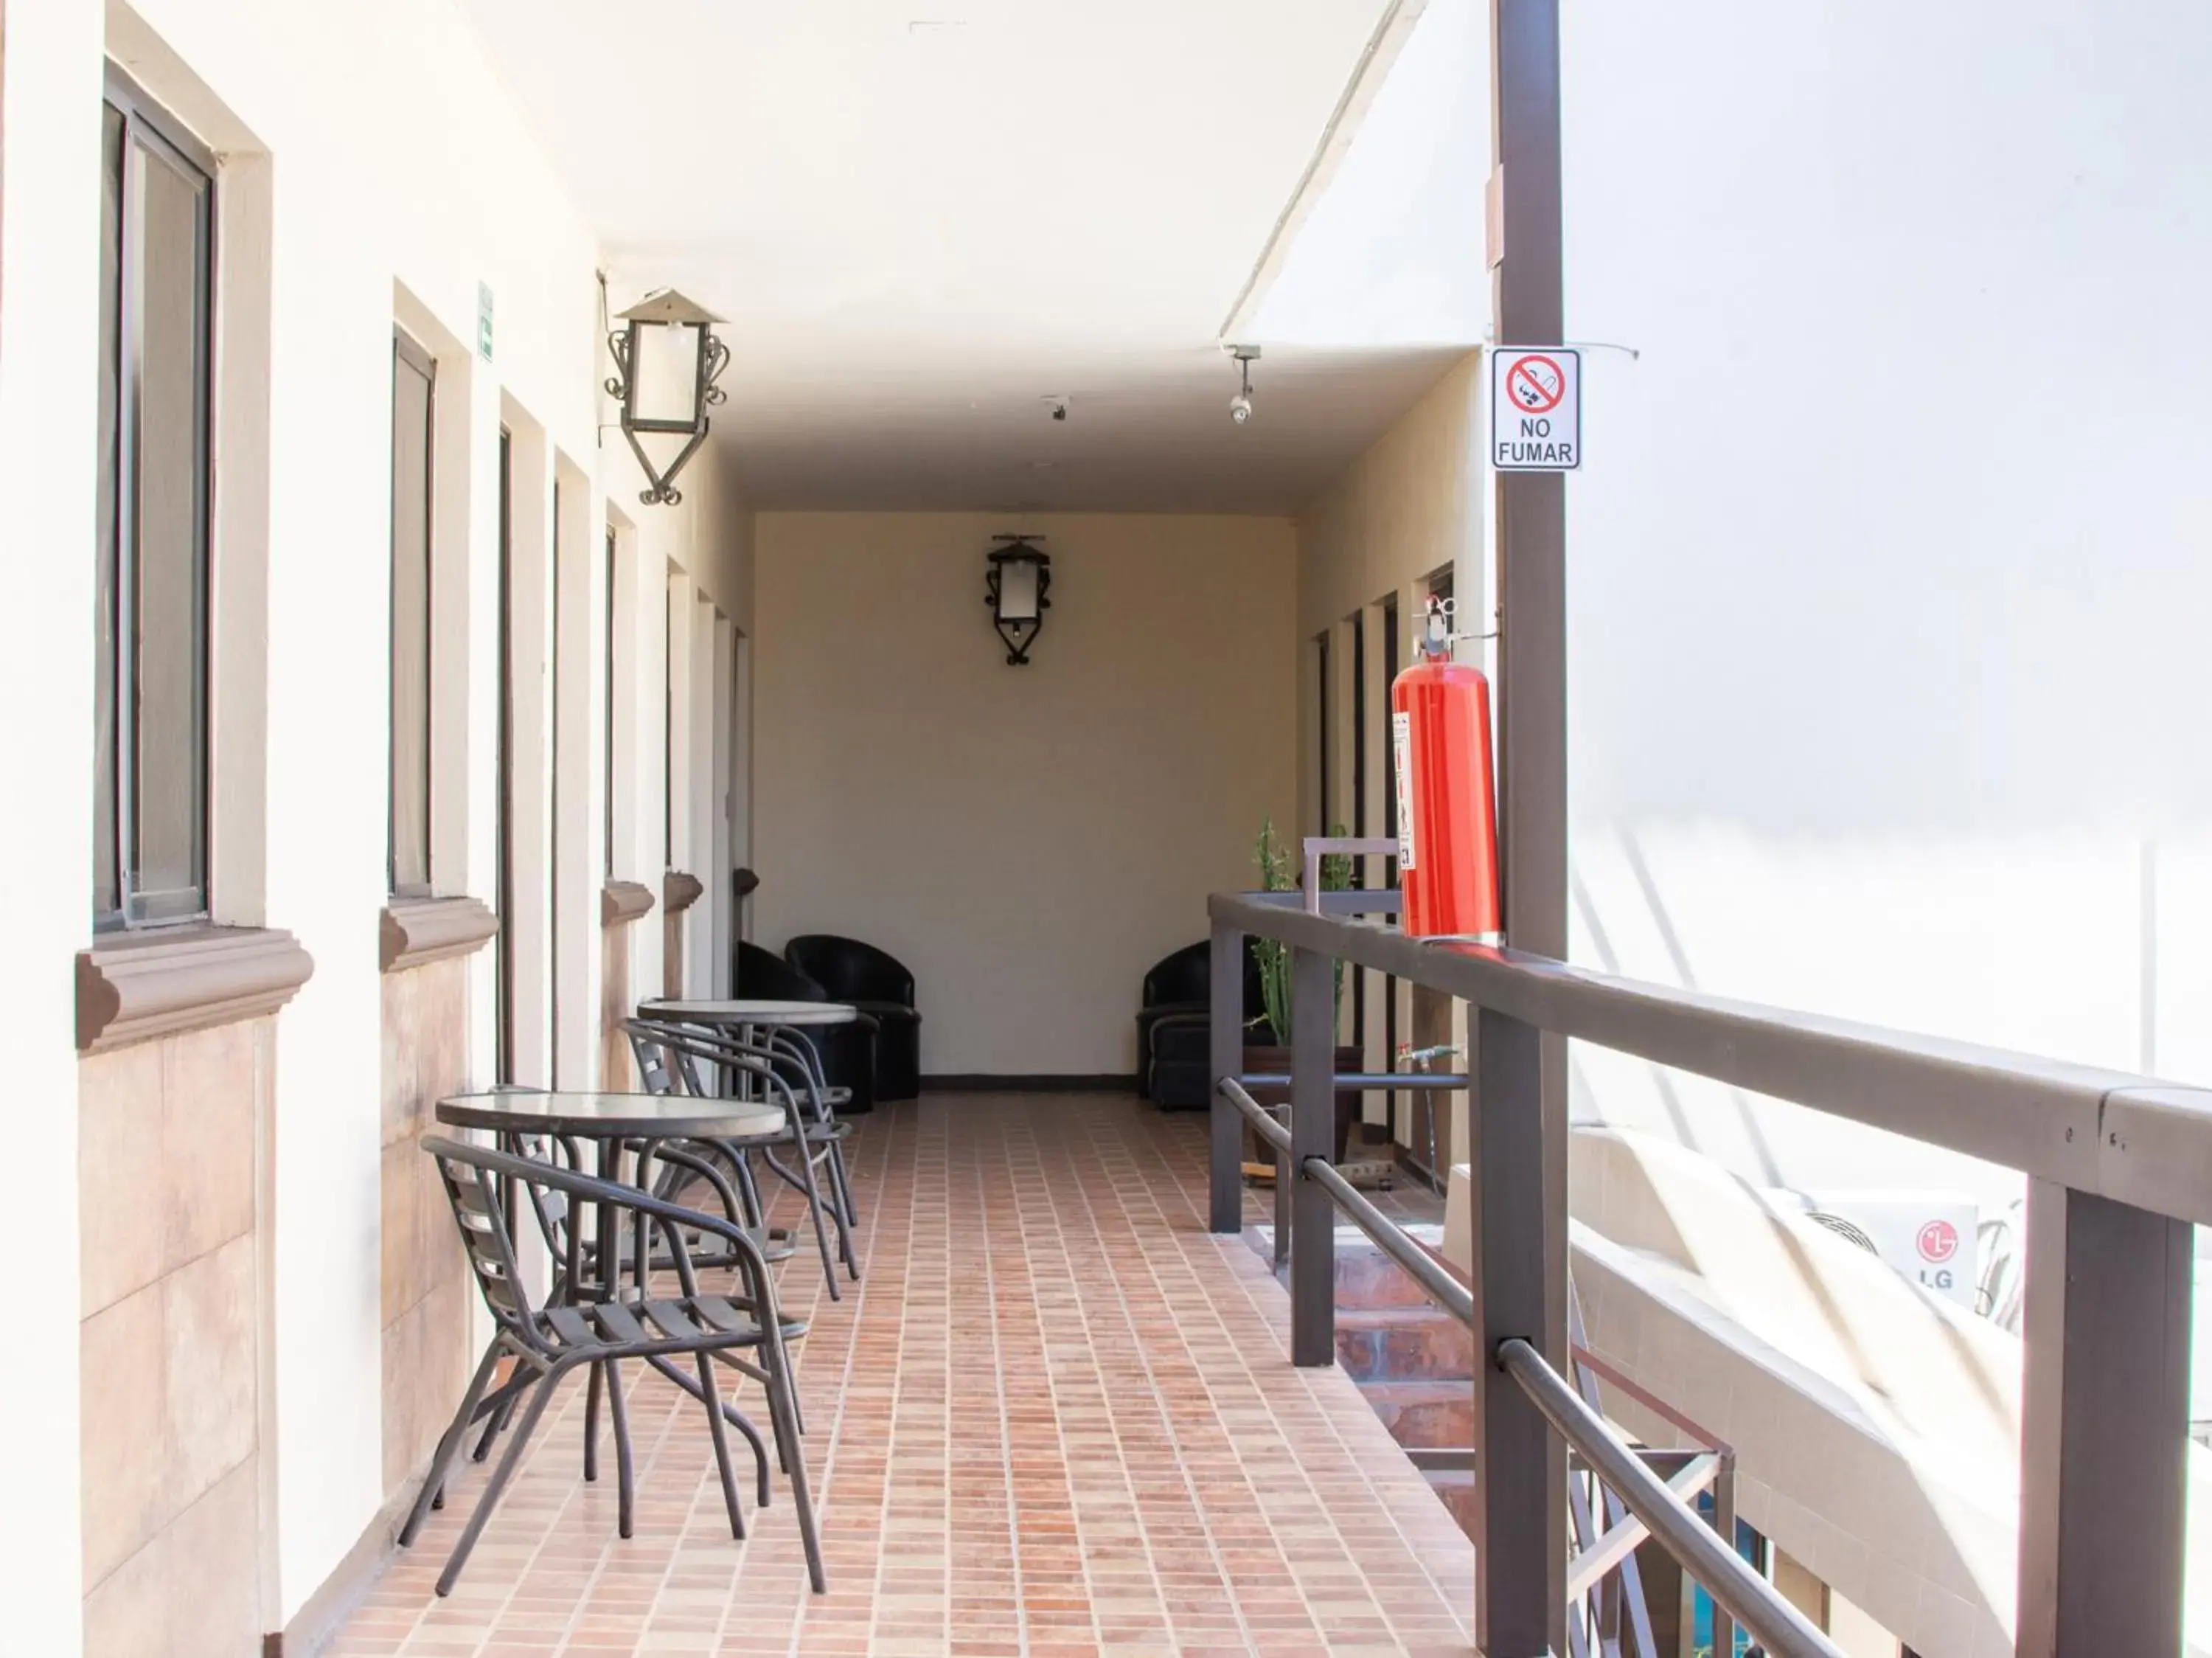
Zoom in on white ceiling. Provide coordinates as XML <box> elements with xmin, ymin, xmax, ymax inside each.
<box><xmin>459</xmin><ymin>0</ymin><xmax>1480</xmax><ymax>512</ymax></box>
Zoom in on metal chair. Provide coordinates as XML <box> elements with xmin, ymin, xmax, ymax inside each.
<box><xmin>403</xmin><ymin>1135</ymin><xmax>824</xmax><ymax>1595</ymax></box>
<box><xmin>659</xmin><ymin>1013</ymin><xmax>865</xmax><ymax>1236</ymax></box>
<box><xmin>624</xmin><ymin>1016</ymin><xmax>864</xmax><ymax>1292</ymax></box>
<box><xmin>465</xmin><ymin>1125</ymin><xmax>796</xmax><ymax>1476</ymax></box>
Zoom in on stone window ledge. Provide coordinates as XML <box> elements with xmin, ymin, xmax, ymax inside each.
<box><xmin>663</xmin><ymin>870</ymin><xmax>703</xmax><ymax>916</ymax></box>
<box><xmin>77</xmin><ymin>924</ymin><xmax>315</xmax><ymax>1055</ymax></box>
<box><xmin>602</xmin><ymin>880</ymin><xmax>656</xmax><ymax>928</ymax></box>
<box><xmin>380</xmin><ymin>895</ymin><xmax>498</xmax><ymax>974</ymax></box>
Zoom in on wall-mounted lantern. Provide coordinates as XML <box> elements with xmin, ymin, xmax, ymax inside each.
<box><xmin>605</xmin><ymin>288</ymin><xmax>729</xmax><ymax>506</ymax></box>
<box><xmin>985</xmin><ymin>535</ymin><xmax>1051</xmax><ymax>665</ymax></box>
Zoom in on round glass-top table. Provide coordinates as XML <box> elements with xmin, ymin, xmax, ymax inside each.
<box><xmin>436</xmin><ymin>1090</ymin><xmax>790</xmax><ymax>1307</ymax></box>
<box><xmin>436</xmin><ymin>1088</ymin><xmax>785</xmax><ymax>1140</ymax></box>
<box><xmin>641</xmin><ymin>998</ymin><xmax>860</xmax><ymax>1029</ymax></box>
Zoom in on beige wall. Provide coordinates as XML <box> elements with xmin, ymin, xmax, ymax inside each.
<box><xmin>1295</xmin><ymin>352</ymin><xmax>1482</xmax><ymax>1151</ymax></box>
<box><xmin>79</xmin><ymin>1019</ymin><xmax>274</xmax><ymax>1654</ymax></box>
<box><xmin>752</xmin><ymin>511</ymin><xmax>1297</xmax><ymax>1076</ymax></box>
<box><xmin>378</xmin><ymin>959</ymin><xmax>473</xmax><ymax>1502</ymax></box>
<box><xmin>1295</xmin><ymin>353</ymin><xmax>1481</xmax><ymax>645</ymax></box>
<box><xmin>1</xmin><ymin>0</ymin><xmax>761</xmax><ymax>1637</ymax></box>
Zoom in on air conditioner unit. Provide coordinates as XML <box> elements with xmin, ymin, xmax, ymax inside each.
<box><xmin>1774</xmin><ymin>1189</ymin><xmax>1980</xmax><ymax>1309</ymax></box>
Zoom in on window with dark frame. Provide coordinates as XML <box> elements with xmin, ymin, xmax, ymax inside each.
<box><xmin>663</xmin><ymin>583</ymin><xmax>675</xmax><ymax>869</ymax></box>
<box><xmin>1349</xmin><ymin>611</ymin><xmax>1366</xmax><ymax>1049</ymax></box>
<box><xmin>603</xmin><ymin>526</ymin><xmax>617</xmax><ymax>877</ymax></box>
<box><xmin>95</xmin><ymin>76</ymin><xmax>216</xmax><ymax>930</ymax></box>
<box><xmin>550</xmin><ymin>479</ymin><xmax>565</xmax><ymax>1054</ymax></box>
<box><xmin>495</xmin><ymin>429</ymin><xmax>515</xmax><ymax>1083</ymax></box>
<box><xmin>389</xmin><ymin>330</ymin><xmax>435</xmax><ymax>896</ymax></box>
<box><xmin>1315</xmin><ymin>631</ymin><xmax>1331</xmax><ymax>839</ymax></box>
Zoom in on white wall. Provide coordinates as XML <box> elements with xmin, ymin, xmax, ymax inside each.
<box><xmin>1297</xmin><ymin>358</ymin><xmax>1483</xmax><ymax>1149</ymax></box>
<box><xmin>0</xmin><ymin>0</ymin><xmax>105</xmax><ymax>1644</ymax></box>
<box><xmin>751</xmin><ymin>511</ymin><xmax>1297</xmax><ymax>1076</ymax></box>
<box><xmin>1557</xmin><ymin>0</ymin><xmax>2212</xmax><ymax>1211</ymax></box>
<box><xmin>0</xmin><ymin>0</ymin><xmax>756</xmax><ymax>1631</ymax></box>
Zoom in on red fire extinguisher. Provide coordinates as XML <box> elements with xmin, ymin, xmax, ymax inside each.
<box><xmin>1391</xmin><ymin>596</ymin><xmax>1501</xmax><ymax>942</ymax></box>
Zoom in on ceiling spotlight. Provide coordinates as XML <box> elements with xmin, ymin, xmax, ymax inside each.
<box><xmin>1225</xmin><ymin>344</ymin><xmax>1260</xmax><ymax>425</ymax></box>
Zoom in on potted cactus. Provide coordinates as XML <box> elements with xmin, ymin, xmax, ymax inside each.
<box><xmin>1242</xmin><ymin>819</ymin><xmax>1363</xmax><ymax>1167</ymax></box>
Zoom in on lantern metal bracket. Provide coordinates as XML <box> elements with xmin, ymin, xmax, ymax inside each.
<box><xmin>603</xmin><ymin>288</ymin><xmax>731</xmax><ymax>507</ymax></box>
<box><xmin>985</xmin><ymin>535</ymin><xmax>1052</xmax><ymax>666</ymax></box>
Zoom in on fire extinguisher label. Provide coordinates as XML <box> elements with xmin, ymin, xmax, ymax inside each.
<box><xmin>1392</xmin><ymin>712</ymin><xmax>1416</xmax><ymax>870</ymax></box>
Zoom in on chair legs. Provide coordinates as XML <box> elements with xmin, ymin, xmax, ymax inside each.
<box><xmin>401</xmin><ymin>1342</ymin><xmax>504</xmax><ymax>1545</ymax></box>
<box><xmin>470</xmin><ymin>1387</ymin><xmax>518</xmax><ymax>1465</ymax></box>
<box><xmin>692</xmin><ymin>1352</ymin><xmax>747</xmax><ymax>1541</ymax></box>
<box><xmin>583</xmin><ymin>1359</ymin><xmax>603</xmax><ymax>1482</ymax></box>
<box><xmin>782</xmin><ymin>1129</ymin><xmax>844</xmax><ymax>1299</ymax></box>
<box><xmin>824</xmin><ymin>1140</ymin><xmax>863</xmax><ymax>1264</ymax></box>
<box><xmin>435</xmin><ymin>1362</ymin><xmax>571</xmax><ymax>1596</ymax></box>
<box><xmin>602</xmin><ymin>1359</ymin><xmax>636</xmax><ymax>1539</ymax></box>
<box><xmin>729</xmin><ymin>1149</ymin><xmax>765</xmax><ymax>1229</ymax></box>
<box><xmin>407</xmin><ymin>1339</ymin><xmax>821</xmax><ymax>1595</ymax></box>
<box><xmin>762</xmin><ymin>1324</ymin><xmax>827</xmax><ymax>1594</ymax></box>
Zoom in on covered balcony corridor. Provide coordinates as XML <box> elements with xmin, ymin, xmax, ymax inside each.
<box><xmin>329</xmin><ymin>1099</ymin><xmax>1475</xmax><ymax>1658</ymax></box>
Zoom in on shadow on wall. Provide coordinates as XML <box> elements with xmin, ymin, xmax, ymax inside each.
<box><xmin>1566</xmin><ymin>820</ymin><xmax>2212</xmax><ymax>1215</ymax></box>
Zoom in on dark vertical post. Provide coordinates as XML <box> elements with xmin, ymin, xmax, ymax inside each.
<box><xmin>1489</xmin><ymin>0</ymin><xmax>1571</xmax><ymax>1642</ymax></box>
<box><xmin>1709</xmin><ymin>1456</ymin><xmax>1737</xmax><ymax>1658</ymax></box>
<box><xmin>1472</xmin><ymin>1007</ymin><xmax>1562</xmax><ymax>1655</ymax></box>
<box><xmin>1290</xmin><ymin>946</ymin><xmax>1337</xmax><ymax>1367</ymax></box>
<box><xmin>2015</xmin><ymin>1179</ymin><xmax>2192</xmax><ymax>1657</ymax></box>
<box><xmin>1492</xmin><ymin>0</ymin><xmax>1568</xmax><ymax>966</ymax></box>
<box><xmin>1208</xmin><ymin>920</ymin><xmax>1245</xmax><ymax>1235</ymax></box>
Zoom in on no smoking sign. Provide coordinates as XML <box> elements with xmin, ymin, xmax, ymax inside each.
<box><xmin>1490</xmin><ymin>346</ymin><xmax>1581</xmax><ymax>471</ymax></box>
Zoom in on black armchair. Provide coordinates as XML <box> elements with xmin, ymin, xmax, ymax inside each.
<box><xmin>736</xmin><ymin>940</ymin><xmax>826</xmax><ymax>1004</ymax></box>
<box><xmin>784</xmin><ymin>934</ymin><xmax>922</xmax><ymax>1103</ymax></box>
<box><xmin>1138</xmin><ymin>940</ymin><xmax>1265</xmax><ymax>1109</ymax></box>
<box><xmin>734</xmin><ymin>940</ymin><xmax>881</xmax><ymax>1114</ymax></box>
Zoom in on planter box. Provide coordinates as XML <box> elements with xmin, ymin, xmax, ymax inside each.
<box><xmin>1242</xmin><ymin>1042</ymin><xmax>1364</xmax><ymax>1165</ymax></box>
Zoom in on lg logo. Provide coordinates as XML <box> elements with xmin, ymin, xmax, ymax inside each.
<box><xmin>1916</xmin><ymin>1219</ymin><xmax>1959</xmax><ymax>1264</ymax></box>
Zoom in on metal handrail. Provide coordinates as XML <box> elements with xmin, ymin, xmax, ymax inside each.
<box><xmin>1211</xmin><ymin>889</ymin><xmax>2212</xmax><ymax>1221</ymax></box>
<box><xmin>1219</xmin><ymin>1078</ymin><xmax>1290</xmax><ymax>1155</ymax></box>
<box><xmin>1298</xmin><ymin>1151</ymin><xmax>1473</xmax><ymax>1327</ymax></box>
<box><xmin>1239</xmin><ymin>1071</ymin><xmax>1470</xmax><ymax>1090</ymax></box>
<box><xmin>1499</xmin><ymin>1340</ymin><xmax>1842</xmax><ymax>1658</ymax></box>
<box><xmin>1295</xmin><ymin>1137</ymin><xmax>1812</xmax><ymax>1654</ymax></box>
<box><xmin>1207</xmin><ymin>882</ymin><xmax>2212</xmax><ymax>1652</ymax></box>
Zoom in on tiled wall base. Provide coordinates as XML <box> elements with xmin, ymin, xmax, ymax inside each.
<box><xmin>79</xmin><ymin>1017</ymin><xmax>273</xmax><ymax>1656</ymax></box>
<box><xmin>383</xmin><ymin>955</ymin><xmax>477</xmax><ymax>1493</ymax></box>
<box><xmin>602</xmin><ymin>923</ymin><xmax>636</xmax><ymax>1091</ymax></box>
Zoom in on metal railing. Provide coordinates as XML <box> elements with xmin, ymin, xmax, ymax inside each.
<box><xmin>1219</xmin><ymin>1071</ymin><xmax>1780</xmax><ymax>1658</ymax></box>
<box><xmin>1208</xmin><ymin>887</ymin><xmax>2212</xmax><ymax>1658</ymax></box>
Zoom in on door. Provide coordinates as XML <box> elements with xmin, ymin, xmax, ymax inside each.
<box><xmin>495</xmin><ymin>427</ymin><xmax>516</xmax><ymax>1082</ymax></box>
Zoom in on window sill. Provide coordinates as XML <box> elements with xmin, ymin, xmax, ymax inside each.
<box><xmin>77</xmin><ymin>923</ymin><xmax>315</xmax><ymax>1055</ymax></box>
<box><xmin>663</xmin><ymin>870</ymin><xmax>703</xmax><ymax>917</ymax></box>
<box><xmin>602</xmin><ymin>880</ymin><xmax>656</xmax><ymax>928</ymax></box>
<box><xmin>380</xmin><ymin>895</ymin><xmax>498</xmax><ymax>974</ymax></box>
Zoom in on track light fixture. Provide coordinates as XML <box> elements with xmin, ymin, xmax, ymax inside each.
<box><xmin>1225</xmin><ymin>344</ymin><xmax>1260</xmax><ymax>425</ymax></box>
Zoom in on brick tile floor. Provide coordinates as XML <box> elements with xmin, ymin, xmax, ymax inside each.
<box><xmin>328</xmin><ymin>1096</ymin><xmax>1475</xmax><ymax>1657</ymax></box>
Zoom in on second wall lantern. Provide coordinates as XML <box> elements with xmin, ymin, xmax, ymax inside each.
<box><xmin>606</xmin><ymin>288</ymin><xmax>729</xmax><ymax>507</ymax></box>
<box><xmin>986</xmin><ymin>535</ymin><xmax>1051</xmax><ymax>665</ymax></box>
